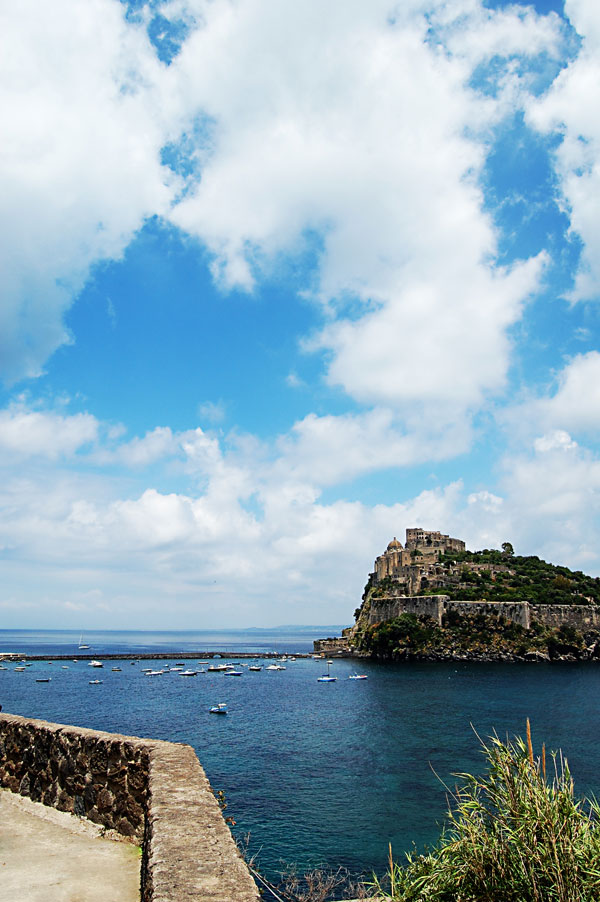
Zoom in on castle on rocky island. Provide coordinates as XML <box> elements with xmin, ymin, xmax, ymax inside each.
<box><xmin>313</xmin><ymin>527</ymin><xmax>600</xmax><ymax>654</ymax></box>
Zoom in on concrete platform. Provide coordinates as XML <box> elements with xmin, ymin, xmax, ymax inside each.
<box><xmin>0</xmin><ymin>790</ymin><xmax>141</xmax><ymax>902</ymax></box>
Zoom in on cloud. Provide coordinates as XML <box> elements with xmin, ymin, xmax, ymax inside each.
<box><xmin>0</xmin><ymin>397</ymin><xmax>469</xmax><ymax>625</ymax></box>
<box><xmin>497</xmin><ymin>436</ymin><xmax>600</xmax><ymax>567</ymax></box>
<box><xmin>102</xmin><ymin>426</ymin><xmax>178</xmax><ymax>468</ymax></box>
<box><xmin>506</xmin><ymin>351</ymin><xmax>600</xmax><ymax>438</ymax></box>
<box><xmin>0</xmin><ymin>0</ymin><xmax>177</xmax><ymax>382</ymax></box>
<box><xmin>527</xmin><ymin>0</ymin><xmax>600</xmax><ymax>300</ymax></box>
<box><xmin>312</xmin><ymin>255</ymin><xmax>545</xmax><ymax>417</ymax></box>
<box><xmin>166</xmin><ymin>0</ymin><xmax>558</xmax><ymax>423</ymax></box>
<box><xmin>2</xmin><ymin>0</ymin><xmax>565</xmax><ymax>425</ymax></box>
<box><xmin>275</xmin><ymin>408</ymin><xmax>471</xmax><ymax>487</ymax></box>
<box><xmin>198</xmin><ymin>400</ymin><xmax>227</xmax><ymax>424</ymax></box>
<box><xmin>0</xmin><ymin>403</ymin><xmax>98</xmax><ymax>459</ymax></box>
<box><xmin>534</xmin><ymin>430</ymin><xmax>578</xmax><ymax>453</ymax></box>
<box><xmin>2</xmin><ymin>394</ymin><xmax>600</xmax><ymax>627</ymax></box>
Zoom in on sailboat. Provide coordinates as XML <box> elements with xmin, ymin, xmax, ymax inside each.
<box><xmin>78</xmin><ymin>633</ymin><xmax>90</xmax><ymax>650</ymax></box>
<box><xmin>317</xmin><ymin>661</ymin><xmax>337</xmax><ymax>682</ymax></box>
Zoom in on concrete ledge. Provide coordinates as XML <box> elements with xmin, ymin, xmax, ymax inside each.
<box><xmin>0</xmin><ymin>713</ymin><xmax>259</xmax><ymax>902</ymax></box>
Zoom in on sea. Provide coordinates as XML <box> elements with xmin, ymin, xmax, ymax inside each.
<box><xmin>2</xmin><ymin>628</ymin><xmax>600</xmax><ymax>891</ymax></box>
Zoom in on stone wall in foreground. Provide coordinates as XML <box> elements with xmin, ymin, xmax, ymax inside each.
<box><xmin>0</xmin><ymin>713</ymin><xmax>259</xmax><ymax>902</ymax></box>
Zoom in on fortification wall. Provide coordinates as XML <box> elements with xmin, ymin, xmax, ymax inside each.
<box><xmin>366</xmin><ymin>595</ymin><xmax>446</xmax><ymax>626</ymax></box>
<box><xmin>530</xmin><ymin>604</ymin><xmax>600</xmax><ymax>631</ymax></box>
<box><xmin>363</xmin><ymin>594</ymin><xmax>600</xmax><ymax>633</ymax></box>
<box><xmin>444</xmin><ymin>600</ymin><xmax>531</xmax><ymax>628</ymax></box>
<box><xmin>0</xmin><ymin>713</ymin><xmax>259</xmax><ymax>902</ymax></box>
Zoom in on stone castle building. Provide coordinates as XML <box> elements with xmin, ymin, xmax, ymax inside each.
<box><xmin>373</xmin><ymin>528</ymin><xmax>466</xmax><ymax>595</ymax></box>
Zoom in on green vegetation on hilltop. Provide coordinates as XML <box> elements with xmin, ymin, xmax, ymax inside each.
<box><xmin>374</xmin><ymin>726</ymin><xmax>600</xmax><ymax>901</ymax></box>
<box><xmin>434</xmin><ymin>549</ymin><xmax>600</xmax><ymax>606</ymax></box>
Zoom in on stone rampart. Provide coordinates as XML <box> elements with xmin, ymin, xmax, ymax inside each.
<box><xmin>364</xmin><ymin>595</ymin><xmax>600</xmax><ymax>632</ymax></box>
<box><xmin>0</xmin><ymin>713</ymin><xmax>259</xmax><ymax>902</ymax></box>
<box><xmin>529</xmin><ymin>604</ymin><xmax>600</xmax><ymax>631</ymax></box>
<box><xmin>366</xmin><ymin>594</ymin><xmax>446</xmax><ymax>626</ymax></box>
<box><xmin>313</xmin><ymin>637</ymin><xmax>349</xmax><ymax>653</ymax></box>
<box><xmin>444</xmin><ymin>600</ymin><xmax>531</xmax><ymax>628</ymax></box>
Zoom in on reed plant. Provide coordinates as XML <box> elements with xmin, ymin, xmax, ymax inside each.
<box><xmin>375</xmin><ymin>721</ymin><xmax>600</xmax><ymax>901</ymax></box>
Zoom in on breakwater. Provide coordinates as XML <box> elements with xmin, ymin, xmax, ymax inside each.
<box><xmin>0</xmin><ymin>713</ymin><xmax>259</xmax><ymax>902</ymax></box>
<box><xmin>0</xmin><ymin>651</ymin><xmax>310</xmax><ymax>663</ymax></box>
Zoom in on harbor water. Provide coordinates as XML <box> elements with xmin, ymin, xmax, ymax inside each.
<box><xmin>2</xmin><ymin>629</ymin><xmax>600</xmax><ymax>885</ymax></box>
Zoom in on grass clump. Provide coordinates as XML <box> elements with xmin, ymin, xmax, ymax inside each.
<box><xmin>375</xmin><ymin>722</ymin><xmax>600</xmax><ymax>901</ymax></box>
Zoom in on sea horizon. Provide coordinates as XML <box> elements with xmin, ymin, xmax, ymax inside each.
<box><xmin>0</xmin><ymin>626</ymin><xmax>350</xmax><ymax>658</ymax></box>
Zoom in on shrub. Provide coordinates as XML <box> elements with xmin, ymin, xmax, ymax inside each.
<box><xmin>375</xmin><ymin>724</ymin><xmax>600</xmax><ymax>901</ymax></box>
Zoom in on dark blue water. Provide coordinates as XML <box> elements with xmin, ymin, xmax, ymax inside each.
<box><xmin>2</xmin><ymin>630</ymin><xmax>600</xmax><ymax>886</ymax></box>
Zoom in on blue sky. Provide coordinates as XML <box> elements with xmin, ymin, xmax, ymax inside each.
<box><xmin>1</xmin><ymin>0</ymin><xmax>600</xmax><ymax>629</ymax></box>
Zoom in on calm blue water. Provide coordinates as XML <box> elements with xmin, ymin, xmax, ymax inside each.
<box><xmin>2</xmin><ymin>629</ymin><xmax>600</xmax><ymax>887</ymax></box>
<box><xmin>0</xmin><ymin>628</ymin><xmax>331</xmax><ymax>656</ymax></box>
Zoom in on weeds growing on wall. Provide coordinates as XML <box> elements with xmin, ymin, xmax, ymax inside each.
<box><xmin>373</xmin><ymin>722</ymin><xmax>600</xmax><ymax>901</ymax></box>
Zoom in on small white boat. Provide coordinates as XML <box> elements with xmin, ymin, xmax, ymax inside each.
<box><xmin>209</xmin><ymin>703</ymin><xmax>228</xmax><ymax>715</ymax></box>
<box><xmin>248</xmin><ymin>665</ymin><xmax>262</xmax><ymax>671</ymax></box>
<box><xmin>145</xmin><ymin>670</ymin><xmax>164</xmax><ymax>676</ymax></box>
<box><xmin>266</xmin><ymin>663</ymin><xmax>284</xmax><ymax>671</ymax></box>
<box><xmin>89</xmin><ymin>679</ymin><xmax>103</xmax><ymax>685</ymax></box>
<box><xmin>224</xmin><ymin>670</ymin><xmax>243</xmax><ymax>677</ymax></box>
<box><xmin>14</xmin><ymin>666</ymin><xmax>25</xmax><ymax>672</ymax></box>
<box><xmin>36</xmin><ymin>677</ymin><xmax>51</xmax><ymax>682</ymax></box>
<box><xmin>179</xmin><ymin>670</ymin><xmax>198</xmax><ymax>677</ymax></box>
<box><xmin>111</xmin><ymin>667</ymin><xmax>122</xmax><ymax>672</ymax></box>
<box><xmin>317</xmin><ymin>662</ymin><xmax>337</xmax><ymax>683</ymax></box>
<box><xmin>61</xmin><ymin>666</ymin><xmax>69</xmax><ymax>670</ymax></box>
<box><xmin>78</xmin><ymin>633</ymin><xmax>90</xmax><ymax>650</ymax></box>
<box><xmin>348</xmin><ymin>673</ymin><xmax>368</xmax><ymax>680</ymax></box>
<box><xmin>88</xmin><ymin>660</ymin><xmax>103</xmax><ymax>668</ymax></box>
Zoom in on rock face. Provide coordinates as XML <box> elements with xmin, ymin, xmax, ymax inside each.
<box><xmin>0</xmin><ymin>713</ymin><xmax>260</xmax><ymax>902</ymax></box>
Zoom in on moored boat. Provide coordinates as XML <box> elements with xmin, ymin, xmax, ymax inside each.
<box><xmin>317</xmin><ymin>661</ymin><xmax>337</xmax><ymax>682</ymax></box>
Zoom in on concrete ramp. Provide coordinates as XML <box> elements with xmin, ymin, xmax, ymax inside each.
<box><xmin>0</xmin><ymin>789</ymin><xmax>140</xmax><ymax>902</ymax></box>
